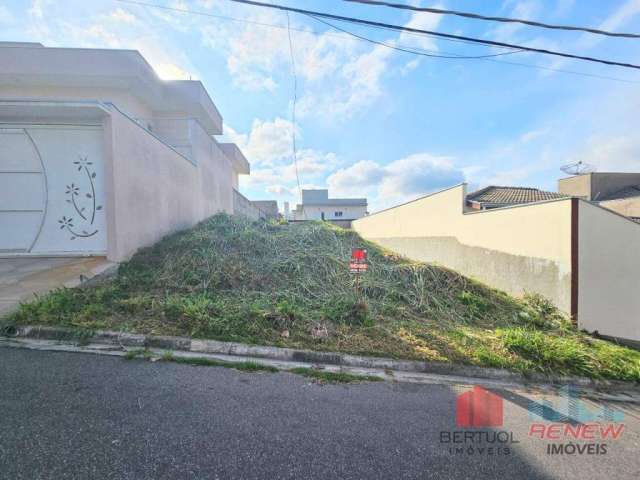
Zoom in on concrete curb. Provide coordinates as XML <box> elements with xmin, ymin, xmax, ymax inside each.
<box><xmin>4</xmin><ymin>325</ymin><xmax>640</xmax><ymax>393</ymax></box>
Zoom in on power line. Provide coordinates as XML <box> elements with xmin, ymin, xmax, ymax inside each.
<box><xmin>224</xmin><ymin>0</ymin><xmax>640</xmax><ymax>70</ymax></box>
<box><xmin>307</xmin><ymin>15</ymin><xmax>524</xmax><ymax>59</ymax></box>
<box><xmin>285</xmin><ymin>11</ymin><xmax>302</xmax><ymax>206</ymax></box>
<box><xmin>115</xmin><ymin>0</ymin><xmax>640</xmax><ymax>83</ymax></box>
<box><xmin>118</xmin><ymin>0</ymin><xmax>514</xmax><ymax>52</ymax></box>
<box><xmin>342</xmin><ymin>0</ymin><xmax>640</xmax><ymax>39</ymax></box>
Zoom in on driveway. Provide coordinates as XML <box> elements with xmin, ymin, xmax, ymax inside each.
<box><xmin>0</xmin><ymin>257</ymin><xmax>114</xmax><ymax>315</ymax></box>
<box><xmin>1</xmin><ymin>346</ymin><xmax>638</xmax><ymax>479</ymax></box>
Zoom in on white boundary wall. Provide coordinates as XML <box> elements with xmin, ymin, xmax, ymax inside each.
<box><xmin>578</xmin><ymin>201</ymin><xmax>640</xmax><ymax>343</ymax></box>
<box><xmin>352</xmin><ymin>185</ymin><xmax>573</xmax><ymax>313</ymax></box>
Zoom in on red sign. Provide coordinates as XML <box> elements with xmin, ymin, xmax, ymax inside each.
<box><xmin>351</xmin><ymin>248</ymin><xmax>367</xmax><ymax>262</ymax></box>
<box><xmin>350</xmin><ymin>248</ymin><xmax>368</xmax><ymax>274</ymax></box>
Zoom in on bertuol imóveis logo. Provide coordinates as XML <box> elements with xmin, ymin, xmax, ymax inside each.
<box><xmin>440</xmin><ymin>386</ymin><xmax>518</xmax><ymax>456</ymax></box>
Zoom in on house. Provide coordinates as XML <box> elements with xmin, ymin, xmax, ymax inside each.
<box><xmin>559</xmin><ymin>172</ymin><xmax>640</xmax><ymax>222</ymax></box>
<box><xmin>0</xmin><ymin>42</ymin><xmax>249</xmax><ymax>262</ymax></box>
<box><xmin>290</xmin><ymin>189</ymin><xmax>367</xmax><ymax>224</ymax></box>
<box><xmin>353</xmin><ymin>183</ymin><xmax>640</xmax><ymax>345</ymax></box>
<box><xmin>466</xmin><ymin>186</ymin><xmax>567</xmax><ymax>210</ymax></box>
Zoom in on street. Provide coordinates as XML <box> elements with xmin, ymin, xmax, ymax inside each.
<box><xmin>1</xmin><ymin>346</ymin><xmax>639</xmax><ymax>479</ymax></box>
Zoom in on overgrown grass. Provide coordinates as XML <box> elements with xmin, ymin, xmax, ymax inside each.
<box><xmin>290</xmin><ymin>367</ymin><xmax>383</xmax><ymax>383</ymax></box>
<box><xmin>124</xmin><ymin>348</ymin><xmax>154</xmax><ymax>360</ymax></box>
<box><xmin>3</xmin><ymin>213</ymin><xmax>639</xmax><ymax>382</ymax></box>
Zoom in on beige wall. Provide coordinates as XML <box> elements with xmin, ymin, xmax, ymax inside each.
<box><xmin>578</xmin><ymin>201</ymin><xmax>640</xmax><ymax>342</ymax></box>
<box><xmin>233</xmin><ymin>189</ymin><xmax>267</xmax><ymax>220</ymax></box>
<box><xmin>352</xmin><ymin>185</ymin><xmax>573</xmax><ymax>312</ymax></box>
<box><xmin>558</xmin><ymin>174</ymin><xmax>591</xmax><ymax>199</ymax></box>
<box><xmin>599</xmin><ymin>198</ymin><xmax>640</xmax><ymax>218</ymax></box>
<box><xmin>104</xmin><ymin>107</ymin><xmax>232</xmax><ymax>262</ymax></box>
<box><xmin>559</xmin><ymin>173</ymin><xmax>640</xmax><ymax>201</ymax></box>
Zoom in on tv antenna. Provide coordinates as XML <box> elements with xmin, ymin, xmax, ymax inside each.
<box><xmin>560</xmin><ymin>160</ymin><xmax>596</xmax><ymax>175</ymax></box>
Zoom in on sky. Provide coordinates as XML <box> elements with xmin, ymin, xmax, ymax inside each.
<box><xmin>2</xmin><ymin>0</ymin><xmax>640</xmax><ymax>212</ymax></box>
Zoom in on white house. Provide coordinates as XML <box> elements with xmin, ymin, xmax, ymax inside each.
<box><xmin>0</xmin><ymin>42</ymin><xmax>249</xmax><ymax>261</ymax></box>
<box><xmin>290</xmin><ymin>189</ymin><xmax>367</xmax><ymax>222</ymax></box>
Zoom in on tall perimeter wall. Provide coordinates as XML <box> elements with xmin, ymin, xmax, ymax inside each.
<box><xmin>578</xmin><ymin>200</ymin><xmax>640</xmax><ymax>344</ymax></box>
<box><xmin>352</xmin><ymin>185</ymin><xmax>573</xmax><ymax>313</ymax></box>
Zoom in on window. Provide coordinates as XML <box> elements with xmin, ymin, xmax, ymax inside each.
<box><xmin>335</xmin><ymin>211</ymin><xmax>343</xmax><ymax>217</ymax></box>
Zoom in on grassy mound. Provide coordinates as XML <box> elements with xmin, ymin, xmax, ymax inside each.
<box><xmin>4</xmin><ymin>214</ymin><xmax>639</xmax><ymax>381</ymax></box>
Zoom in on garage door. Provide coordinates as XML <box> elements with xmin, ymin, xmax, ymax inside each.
<box><xmin>0</xmin><ymin>125</ymin><xmax>106</xmax><ymax>255</ymax></box>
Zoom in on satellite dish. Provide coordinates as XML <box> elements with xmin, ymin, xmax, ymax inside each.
<box><xmin>560</xmin><ymin>160</ymin><xmax>596</xmax><ymax>176</ymax></box>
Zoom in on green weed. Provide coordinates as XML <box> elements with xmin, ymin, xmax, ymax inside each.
<box><xmin>289</xmin><ymin>367</ymin><xmax>383</xmax><ymax>383</ymax></box>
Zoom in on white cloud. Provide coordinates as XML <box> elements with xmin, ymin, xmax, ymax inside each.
<box><xmin>328</xmin><ymin>153</ymin><xmax>465</xmax><ymax>210</ymax></box>
<box><xmin>20</xmin><ymin>0</ymin><xmax>198</xmax><ymax>81</ymax></box>
<box><xmin>225</xmin><ymin>118</ymin><xmax>296</xmax><ymax>166</ymax></box>
<box><xmin>199</xmin><ymin>3</ymin><xmax>443</xmax><ymax>118</ymax></box>
<box><xmin>28</xmin><ymin>0</ymin><xmax>48</xmax><ymax>20</ymax></box>
<box><xmin>109</xmin><ymin>8</ymin><xmax>137</xmax><ymax>25</ymax></box>
<box><xmin>520</xmin><ymin>127</ymin><xmax>550</xmax><ymax>143</ymax></box>
<box><xmin>488</xmin><ymin>0</ymin><xmax>540</xmax><ymax>43</ymax></box>
<box><xmin>266</xmin><ymin>184</ymin><xmax>294</xmax><ymax>196</ymax></box>
<box><xmin>228</xmin><ymin>117</ymin><xmax>340</xmax><ymax>204</ymax></box>
<box><xmin>568</xmin><ymin>136</ymin><xmax>640</xmax><ymax>172</ymax></box>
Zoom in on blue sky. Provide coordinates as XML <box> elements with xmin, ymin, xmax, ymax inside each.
<box><xmin>2</xmin><ymin>0</ymin><xmax>640</xmax><ymax>211</ymax></box>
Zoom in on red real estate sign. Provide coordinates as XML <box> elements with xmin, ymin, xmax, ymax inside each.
<box><xmin>350</xmin><ymin>248</ymin><xmax>368</xmax><ymax>273</ymax></box>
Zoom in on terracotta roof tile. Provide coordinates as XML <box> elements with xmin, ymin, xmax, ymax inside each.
<box><xmin>467</xmin><ymin>186</ymin><xmax>567</xmax><ymax>207</ymax></box>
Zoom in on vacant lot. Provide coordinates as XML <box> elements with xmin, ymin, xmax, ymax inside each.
<box><xmin>3</xmin><ymin>214</ymin><xmax>639</xmax><ymax>381</ymax></box>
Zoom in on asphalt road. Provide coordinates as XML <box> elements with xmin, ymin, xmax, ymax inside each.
<box><xmin>1</xmin><ymin>346</ymin><xmax>639</xmax><ymax>480</ymax></box>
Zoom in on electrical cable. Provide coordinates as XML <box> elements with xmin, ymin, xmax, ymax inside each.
<box><xmin>115</xmin><ymin>0</ymin><xmax>640</xmax><ymax>83</ymax></box>
<box><xmin>342</xmin><ymin>0</ymin><xmax>640</xmax><ymax>39</ymax></box>
<box><xmin>224</xmin><ymin>0</ymin><xmax>640</xmax><ymax>70</ymax></box>
<box><xmin>307</xmin><ymin>14</ymin><xmax>524</xmax><ymax>59</ymax></box>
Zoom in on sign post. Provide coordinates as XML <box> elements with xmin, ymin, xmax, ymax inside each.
<box><xmin>350</xmin><ymin>248</ymin><xmax>368</xmax><ymax>298</ymax></box>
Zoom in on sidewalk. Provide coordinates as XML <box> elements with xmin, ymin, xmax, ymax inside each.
<box><xmin>0</xmin><ymin>257</ymin><xmax>115</xmax><ymax>315</ymax></box>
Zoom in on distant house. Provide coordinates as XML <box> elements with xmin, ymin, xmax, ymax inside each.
<box><xmin>290</xmin><ymin>189</ymin><xmax>367</xmax><ymax>223</ymax></box>
<box><xmin>0</xmin><ymin>42</ymin><xmax>250</xmax><ymax>261</ymax></box>
<box><xmin>559</xmin><ymin>172</ymin><xmax>640</xmax><ymax>222</ymax></box>
<box><xmin>466</xmin><ymin>186</ymin><xmax>567</xmax><ymax>210</ymax></box>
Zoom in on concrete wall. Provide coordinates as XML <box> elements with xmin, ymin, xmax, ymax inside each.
<box><xmin>599</xmin><ymin>198</ymin><xmax>640</xmax><ymax>218</ymax></box>
<box><xmin>233</xmin><ymin>190</ymin><xmax>267</xmax><ymax>220</ymax></box>
<box><xmin>559</xmin><ymin>173</ymin><xmax>640</xmax><ymax>200</ymax></box>
<box><xmin>252</xmin><ymin>201</ymin><xmax>279</xmax><ymax>219</ymax></box>
<box><xmin>558</xmin><ymin>174</ymin><xmax>591</xmax><ymax>199</ymax></box>
<box><xmin>578</xmin><ymin>201</ymin><xmax>640</xmax><ymax>343</ymax></box>
<box><xmin>0</xmin><ymin>43</ymin><xmax>223</xmax><ymax>134</ymax></box>
<box><xmin>352</xmin><ymin>185</ymin><xmax>573</xmax><ymax>312</ymax></box>
<box><xmin>104</xmin><ymin>107</ymin><xmax>231</xmax><ymax>261</ymax></box>
<box><xmin>0</xmin><ymin>85</ymin><xmax>154</xmax><ymax>122</ymax></box>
